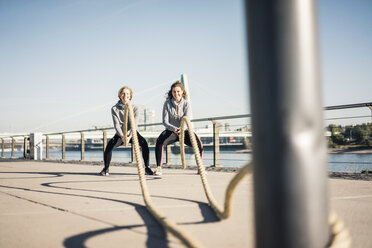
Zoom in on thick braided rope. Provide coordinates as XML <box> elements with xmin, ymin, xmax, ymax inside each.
<box><xmin>123</xmin><ymin>105</ymin><xmax>350</xmax><ymax>248</ymax></box>
<box><xmin>180</xmin><ymin>116</ymin><xmax>251</xmax><ymax>219</ymax></box>
<box><xmin>125</xmin><ymin>102</ymin><xmax>204</xmax><ymax>248</ymax></box>
<box><xmin>122</xmin><ymin>105</ymin><xmax>129</xmax><ymax>147</ymax></box>
<box><xmin>328</xmin><ymin>211</ymin><xmax>352</xmax><ymax>248</ymax></box>
<box><xmin>180</xmin><ymin>116</ymin><xmax>351</xmax><ymax>247</ymax></box>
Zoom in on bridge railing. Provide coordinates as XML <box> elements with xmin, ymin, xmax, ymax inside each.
<box><xmin>1</xmin><ymin>101</ymin><xmax>371</xmax><ymax>167</ymax></box>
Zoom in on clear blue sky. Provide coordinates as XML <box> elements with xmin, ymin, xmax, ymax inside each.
<box><xmin>0</xmin><ymin>0</ymin><xmax>371</xmax><ymax>133</ymax></box>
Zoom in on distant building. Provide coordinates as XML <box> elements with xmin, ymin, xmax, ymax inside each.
<box><xmin>136</xmin><ymin>105</ymin><xmax>155</xmax><ymax>131</ymax></box>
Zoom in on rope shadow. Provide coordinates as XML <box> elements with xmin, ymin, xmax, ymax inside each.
<box><xmin>41</xmin><ymin>178</ymin><xmax>220</xmax><ymax>225</ymax></box>
<box><xmin>0</xmin><ymin>174</ymin><xmax>219</xmax><ymax>248</ymax></box>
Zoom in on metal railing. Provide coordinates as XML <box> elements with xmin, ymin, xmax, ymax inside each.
<box><xmin>1</xmin><ymin>101</ymin><xmax>372</xmax><ymax>166</ymax></box>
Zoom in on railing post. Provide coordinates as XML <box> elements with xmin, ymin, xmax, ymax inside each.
<box><xmin>131</xmin><ymin>143</ymin><xmax>136</xmax><ymax>164</ymax></box>
<box><xmin>166</xmin><ymin>145</ymin><xmax>171</xmax><ymax>165</ymax></box>
<box><xmin>1</xmin><ymin>138</ymin><xmax>4</xmax><ymax>158</ymax></box>
<box><xmin>102</xmin><ymin>130</ymin><xmax>107</xmax><ymax>159</ymax></box>
<box><xmin>11</xmin><ymin>138</ymin><xmax>15</xmax><ymax>159</ymax></box>
<box><xmin>46</xmin><ymin>135</ymin><xmax>50</xmax><ymax>160</ymax></box>
<box><xmin>62</xmin><ymin>134</ymin><xmax>66</xmax><ymax>161</ymax></box>
<box><xmin>246</xmin><ymin>0</ymin><xmax>328</xmax><ymax>247</ymax></box>
<box><xmin>212</xmin><ymin>120</ymin><xmax>221</xmax><ymax>167</ymax></box>
<box><xmin>23</xmin><ymin>137</ymin><xmax>27</xmax><ymax>158</ymax></box>
<box><xmin>80</xmin><ymin>132</ymin><xmax>85</xmax><ymax>161</ymax></box>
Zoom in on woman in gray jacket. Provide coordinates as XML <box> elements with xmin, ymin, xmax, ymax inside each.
<box><xmin>154</xmin><ymin>81</ymin><xmax>203</xmax><ymax>176</ymax></box>
<box><xmin>99</xmin><ymin>86</ymin><xmax>153</xmax><ymax>176</ymax></box>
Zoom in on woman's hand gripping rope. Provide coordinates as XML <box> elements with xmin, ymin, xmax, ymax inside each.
<box><xmin>124</xmin><ymin>102</ymin><xmax>204</xmax><ymax>248</ymax></box>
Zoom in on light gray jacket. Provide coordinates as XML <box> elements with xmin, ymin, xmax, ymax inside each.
<box><xmin>111</xmin><ymin>100</ymin><xmax>138</xmax><ymax>138</ymax></box>
<box><xmin>162</xmin><ymin>98</ymin><xmax>191</xmax><ymax>132</ymax></box>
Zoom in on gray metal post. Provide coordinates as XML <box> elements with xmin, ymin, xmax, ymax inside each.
<box><xmin>80</xmin><ymin>132</ymin><xmax>85</xmax><ymax>161</ymax></box>
<box><xmin>11</xmin><ymin>138</ymin><xmax>15</xmax><ymax>159</ymax></box>
<box><xmin>46</xmin><ymin>135</ymin><xmax>50</xmax><ymax>160</ymax></box>
<box><xmin>62</xmin><ymin>134</ymin><xmax>66</xmax><ymax>161</ymax></box>
<box><xmin>1</xmin><ymin>139</ymin><xmax>4</xmax><ymax>158</ymax></box>
<box><xmin>131</xmin><ymin>143</ymin><xmax>136</xmax><ymax>164</ymax></box>
<box><xmin>212</xmin><ymin>120</ymin><xmax>221</xmax><ymax>167</ymax></box>
<box><xmin>245</xmin><ymin>1</ymin><xmax>328</xmax><ymax>248</ymax></box>
<box><xmin>102</xmin><ymin>130</ymin><xmax>107</xmax><ymax>158</ymax></box>
<box><xmin>23</xmin><ymin>137</ymin><xmax>27</xmax><ymax>158</ymax></box>
<box><xmin>166</xmin><ymin>145</ymin><xmax>171</xmax><ymax>165</ymax></box>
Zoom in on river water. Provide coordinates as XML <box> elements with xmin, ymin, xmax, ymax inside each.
<box><xmin>3</xmin><ymin>150</ymin><xmax>372</xmax><ymax>173</ymax></box>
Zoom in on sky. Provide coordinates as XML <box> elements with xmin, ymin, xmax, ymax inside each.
<box><xmin>0</xmin><ymin>0</ymin><xmax>371</xmax><ymax>134</ymax></box>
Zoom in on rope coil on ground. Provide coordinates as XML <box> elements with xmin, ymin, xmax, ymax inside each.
<box><xmin>124</xmin><ymin>104</ymin><xmax>351</xmax><ymax>248</ymax></box>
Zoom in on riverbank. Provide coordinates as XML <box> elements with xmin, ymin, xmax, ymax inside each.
<box><xmin>329</xmin><ymin>146</ymin><xmax>372</xmax><ymax>154</ymax></box>
<box><xmin>2</xmin><ymin>158</ymin><xmax>372</xmax><ymax>181</ymax></box>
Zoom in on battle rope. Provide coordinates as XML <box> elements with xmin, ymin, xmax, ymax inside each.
<box><xmin>123</xmin><ymin>102</ymin><xmax>351</xmax><ymax>247</ymax></box>
<box><xmin>122</xmin><ymin>104</ymin><xmax>129</xmax><ymax>147</ymax></box>
<box><xmin>179</xmin><ymin>116</ymin><xmax>351</xmax><ymax>247</ymax></box>
<box><xmin>328</xmin><ymin>211</ymin><xmax>352</xmax><ymax>248</ymax></box>
<box><xmin>125</xmin><ymin>102</ymin><xmax>203</xmax><ymax>248</ymax></box>
<box><xmin>179</xmin><ymin>116</ymin><xmax>251</xmax><ymax>219</ymax></box>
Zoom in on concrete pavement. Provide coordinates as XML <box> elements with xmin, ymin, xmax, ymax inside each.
<box><xmin>0</xmin><ymin>160</ymin><xmax>371</xmax><ymax>248</ymax></box>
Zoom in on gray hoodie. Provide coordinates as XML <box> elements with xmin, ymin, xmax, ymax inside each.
<box><xmin>111</xmin><ymin>100</ymin><xmax>138</xmax><ymax>138</ymax></box>
<box><xmin>162</xmin><ymin>98</ymin><xmax>191</xmax><ymax>131</ymax></box>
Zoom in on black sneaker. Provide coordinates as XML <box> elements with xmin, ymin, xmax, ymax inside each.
<box><xmin>145</xmin><ymin>167</ymin><xmax>154</xmax><ymax>175</ymax></box>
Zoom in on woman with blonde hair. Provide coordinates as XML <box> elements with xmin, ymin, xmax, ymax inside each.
<box><xmin>153</xmin><ymin>81</ymin><xmax>203</xmax><ymax>176</ymax></box>
<box><xmin>99</xmin><ymin>86</ymin><xmax>153</xmax><ymax>176</ymax></box>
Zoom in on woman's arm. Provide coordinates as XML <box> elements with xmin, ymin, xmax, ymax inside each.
<box><xmin>162</xmin><ymin>101</ymin><xmax>177</xmax><ymax>132</ymax></box>
<box><xmin>112</xmin><ymin>107</ymin><xmax>124</xmax><ymax>137</ymax></box>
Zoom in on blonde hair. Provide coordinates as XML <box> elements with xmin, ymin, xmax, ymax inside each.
<box><xmin>118</xmin><ymin>86</ymin><xmax>133</xmax><ymax>100</ymax></box>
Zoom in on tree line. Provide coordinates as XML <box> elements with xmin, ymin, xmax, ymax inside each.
<box><xmin>327</xmin><ymin>123</ymin><xmax>372</xmax><ymax>148</ymax></box>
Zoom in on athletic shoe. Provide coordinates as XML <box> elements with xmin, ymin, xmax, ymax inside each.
<box><xmin>154</xmin><ymin>167</ymin><xmax>162</xmax><ymax>176</ymax></box>
<box><xmin>99</xmin><ymin>169</ymin><xmax>109</xmax><ymax>176</ymax></box>
<box><xmin>145</xmin><ymin>167</ymin><xmax>154</xmax><ymax>175</ymax></box>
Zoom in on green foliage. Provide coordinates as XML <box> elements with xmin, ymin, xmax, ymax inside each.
<box><xmin>332</xmin><ymin>133</ymin><xmax>345</xmax><ymax>145</ymax></box>
<box><xmin>327</xmin><ymin>122</ymin><xmax>372</xmax><ymax>147</ymax></box>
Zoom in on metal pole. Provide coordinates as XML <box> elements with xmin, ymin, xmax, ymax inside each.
<box><xmin>181</xmin><ymin>74</ymin><xmax>194</xmax><ymax>123</ymax></box>
<box><xmin>23</xmin><ymin>137</ymin><xmax>27</xmax><ymax>158</ymax></box>
<box><xmin>1</xmin><ymin>139</ymin><xmax>4</xmax><ymax>158</ymax></box>
<box><xmin>11</xmin><ymin>138</ymin><xmax>15</xmax><ymax>159</ymax></box>
<box><xmin>212</xmin><ymin>120</ymin><xmax>221</xmax><ymax>167</ymax></box>
<box><xmin>80</xmin><ymin>132</ymin><xmax>85</xmax><ymax>161</ymax></box>
<box><xmin>102</xmin><ymin>130</ymin><xmax>107</xmax><ymax>159</ymax></box>
<box><xmin>131</xmin><ymin>143</ymin><xmax>136</xmax><ymax>164</ymax></box>
<box><xmin>46</xmin><ymin>135</ymin><xmax>50</xmax><ymax>160</ymax></box>
<box><xmin>166</xmin><ymin>145</ymin><xmax>171</xmax><ymax>165</ymax></box>
<box><xmin>245</xmin><ymin>1</ymin><xmax>328</xmax><ymax>248</ymax></box>
<box><xmin>62</xmin><ymin>134</ymin><xmax>66</xmax><ymax>161</ymax></box>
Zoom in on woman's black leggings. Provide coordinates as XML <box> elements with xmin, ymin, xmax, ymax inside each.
<box><xmin>104</xmin><ymin>132</ymin><xmax>149</xmax><ymax>170</ymax></box>
<box><xmin>155</xmin><ymin>129</ymin><xmax>203</xmax><ymax>167</ymax></box>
